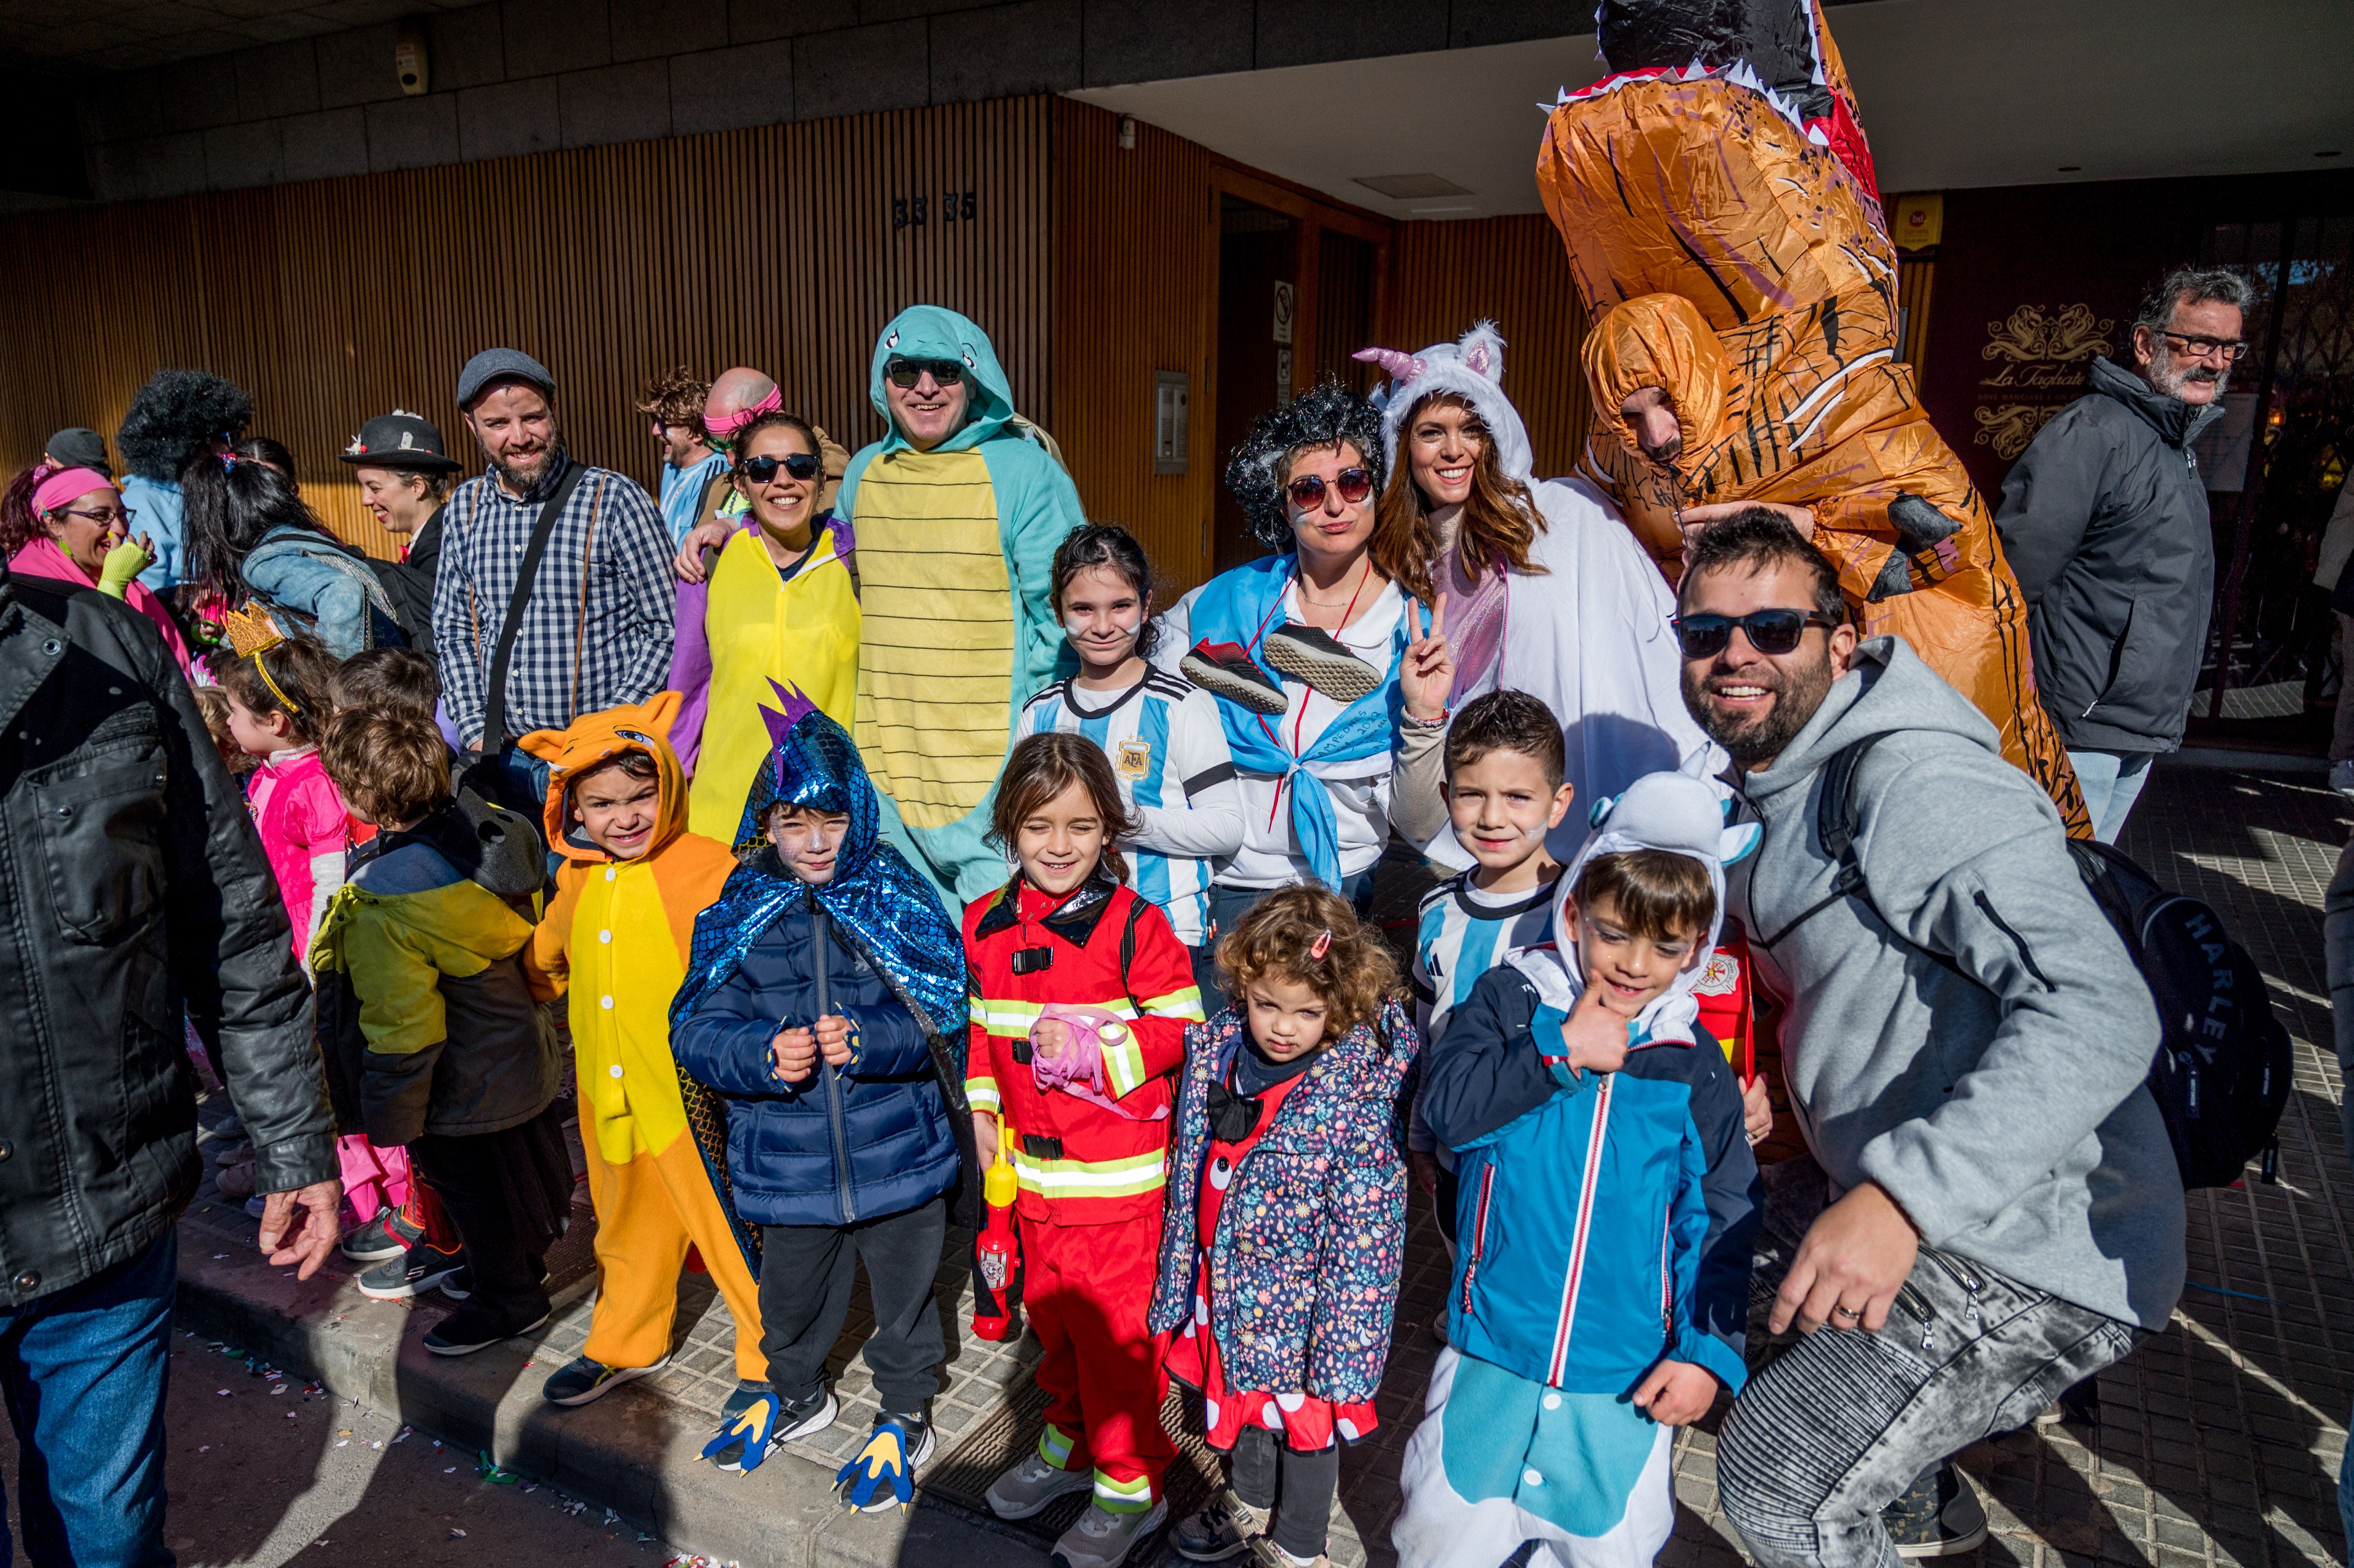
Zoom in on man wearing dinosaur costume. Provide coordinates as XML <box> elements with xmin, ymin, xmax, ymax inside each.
<box><xmin>1540</xmin><ymin>0</ymin><xmax>2087</xmax><ymax>833</ymax></box>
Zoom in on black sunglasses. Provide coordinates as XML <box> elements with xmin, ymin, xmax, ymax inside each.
<box><xmin>742</xmin><ymin>452</ymin><xmax>821</xmax><ymax>484</ymax></box>
<box><xmin>885</xmin><ymin>356</ymin><xmax>966</xmax><ymax>389</ymax></box>
<box><xmin>1286</xmin><ymin>467</ymin><xmax>1376</xmax><ymax>511</ymax></box>
<box><xmin>1671</xmin><ymin>608</ymin><xmax>1841</xmax><ymax>659</ymax></box>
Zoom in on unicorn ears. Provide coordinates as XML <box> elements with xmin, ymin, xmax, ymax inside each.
<box><xmin>1720</xmin><ymin>822</ymin><xmax>1762</xmax><ymax>866</ymax></box>
<box><xmin>1458</xmin><ymin>321</ymin><xmax>1506</xmax><ymax>385</ymax></box>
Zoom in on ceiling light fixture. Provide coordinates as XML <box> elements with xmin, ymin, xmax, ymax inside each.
<box><xmin>1353</xmin><ymin>173</ymin><xmax>1472</xmax><ymax>200</ymax></box>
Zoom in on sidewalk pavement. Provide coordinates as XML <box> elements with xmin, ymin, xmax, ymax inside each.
<box><xmin>179</xmin><ymin>761</ymin><xmax>2353</xmax><ymax>1567</ymax></box>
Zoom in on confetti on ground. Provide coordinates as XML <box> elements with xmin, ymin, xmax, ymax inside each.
<box><xmin>442</xmin><ymin>1466</ymin><xmax>457</xmax><ymax>1474</ymax></box>
<box><xmin>603</xmin><ymin>1508</ymin><xmax>618</xmax><ymax>1525</ymax></box>
<box><xmin>335</xmin><ymin>1440</ymin><xmax>349</xmax><ymax>1449</ymax></box>
<box><xmin>476</xmin><ymin>1452</ymin><xmax>517</xmax><ymax>1484</ymax></box>
<box><xmin>198</xmin><ymin>1446</ymin><xmax>211</xmax><ymax>1454</ymax></box>
<box><xmin>216</xmin><ymin>1389</ymin><xmax>230</xmax><ymax>1397</ymax></box>
<box><xmin>284</xmin><ymin>1413</ymin><xmax>297</xmax><ymax>1421</ymax></box>
<box><xmin>394</xmin><ymin>1426</ymin><xmax>412</xmax><ymax>1443</ymax></box>
<box><xmin>450</xmin><ymin>1528</ymin><xmax>467</xmax><ymax>1538</ymax></box>
<box><xmin>212</xmin><ymin>1253</ymin><xmax>227</xmax><ymax>1260</ymax></box>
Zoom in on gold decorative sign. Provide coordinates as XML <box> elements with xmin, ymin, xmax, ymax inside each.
<box><xmin>1970</xmin><ymin>304</ymin><xmax>2113</xmax><ymax>459</ymax></box>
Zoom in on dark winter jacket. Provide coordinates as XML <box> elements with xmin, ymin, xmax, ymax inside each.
<box><xmin>1994</xmin><ymin>355</ymin><xmax>2224</xmax><ymax>753</ymax></box>
<box><xmin>673</xmin><ymin>898</ymin><xmax>959</xmax><ymax>1227</ymax></box>
<box><xmin>1145</xmin><ymin>999</ymin><xmax>1418</xmax><ymax>1404</ymax></box>
<box><xmin>0</xmin><ymin>569</ymin><xmax>333</xmax><ymax>1307</ymax></box>
<box><xmin>1423</xmin><ymin>966</ymin><xmax>1757</xmax><ymax>1396</ymax></box>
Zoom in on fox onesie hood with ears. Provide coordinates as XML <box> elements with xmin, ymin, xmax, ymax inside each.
<box><xmin>828</xmin><ymin>304</ymin><xmax>1087</xmax><ymax>906</ymax></box>
<box><xmin>519</xmin><ymin>692</ymin><xmax>739</xmax><ymax>1165</ymax></box>
<box><xmin>1536</xmin><ymin>0</ymin><xmax>2087</xmax><ymax>835</ymax></box>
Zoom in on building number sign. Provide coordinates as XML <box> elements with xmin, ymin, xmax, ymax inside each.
<box><xmin>895</xmin><ymin>191</ymin><xmax>978</xmax><ymax>230</ymax></box>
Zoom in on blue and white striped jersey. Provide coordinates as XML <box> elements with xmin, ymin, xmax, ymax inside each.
<box><xmin>1413</xmin><ymin>874</ymin><xmax>1559</xmax><ymax>1042</ymax></box>
<box><xmin>1017</xmin><ymin>670</ymin><xmax>1243</xmax><ymax>947</ymax></box>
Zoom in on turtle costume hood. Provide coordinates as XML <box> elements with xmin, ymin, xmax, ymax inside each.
<box><xmin>869</xmin><ymin>304</ymin><xmax>1018</xmax><ymax>456</ymax></box>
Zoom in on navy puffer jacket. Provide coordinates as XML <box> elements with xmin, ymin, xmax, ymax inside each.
<box><xmin>672</xmin><ymin>901</ymin><xmax>959</xmax><ymax>1226</ymax></box>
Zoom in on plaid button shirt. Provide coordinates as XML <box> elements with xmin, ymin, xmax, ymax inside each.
<box><xmin>430</xmin><ymin>459</ymin><xmax>676</xmax><ymax>746</ymax></box>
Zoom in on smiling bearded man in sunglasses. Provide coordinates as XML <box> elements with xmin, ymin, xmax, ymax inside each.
<box><xmin>1677</xmin><ymin>507</ymin><xmax>2183</xmax><ymax>1568</ymax></box>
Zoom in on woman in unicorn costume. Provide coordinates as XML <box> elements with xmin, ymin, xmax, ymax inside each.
<box><xmin>1364</xmin><ymin>324</ymin><xmax>1716</xmax><ymax>872</ymax></box>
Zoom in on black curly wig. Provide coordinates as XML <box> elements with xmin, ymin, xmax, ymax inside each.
<box><xmin>116</xmin><ymin>370</ymin><xmax>254</xmax><ymax>483</ymax></box>
<box><xmin>1222</xmin><ymin>379</ymin><xmax>1389</xmax><ymax>551</ymax></box>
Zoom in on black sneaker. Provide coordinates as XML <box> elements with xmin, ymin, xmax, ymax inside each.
<box><xmin>835</xmin><ymin>1406</ymin><xmax>936</xmax><ymax>1512</ymax></box>
<box><xmin>357</xmin><ymin>1242</ymin><xmax>465</xmax><ymax>1301</ymax></box>
<box><xmin>1262</xmin><ymin>622</ymin><xmax>1378</xmax><ymax>705</ymax></box>
<box><xmin>339</xmin><ymin>1206</ymin><xmax>423</xmax><ymax>1264</ymax></box>
<box><xmin>438</xmin><ymin>1262</ymin><xmax>547</xmax><ymax>1303</ymax></box>
<box><xmin>709</xmin><ymin>1385</ymin><xmax>834</xmax><ymax>1472</ymax></box>
<box><xmin>1881</xmin><ymin>1464</ymin><xmax>1988</xmax><ymax>1558</ymax></box>
<box><xmin>542</xmin><ymin>1353</ymin><xmax>668</xmax><ymax>1407</ymax></box>
<box><xmin>1181</xmin><ymin>640</ymin><xmax>1287</xmax><ymax>715</ymax></box>
<box><xmin>422</xmin><ymin>1299</ymin><xmax>550</xmax><ymax>1357</ymax></box>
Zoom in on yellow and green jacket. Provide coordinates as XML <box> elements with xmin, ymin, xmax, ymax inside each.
<box><xmin>309</xmin><ymin>815</ymin><xmax>558</xmax><ymax>1147</ymax></box>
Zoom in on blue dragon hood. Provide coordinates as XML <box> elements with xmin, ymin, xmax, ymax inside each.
<box><xmin>671</xmin><ymin>682</ymin><xmax>969</xmax><ymax>1051</ymax></box>
<box><xmin>867</xmin><ymin>304</ymin><xmax>1016</xmax><ymax>455</ymax></box>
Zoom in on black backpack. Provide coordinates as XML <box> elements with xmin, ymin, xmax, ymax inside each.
<box><xmin>1782</xmin><ymin>734</ymin><xmax>2290</xmax><ymax>1191</ymax></box>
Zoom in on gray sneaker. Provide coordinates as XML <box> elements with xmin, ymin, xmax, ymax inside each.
<box><xmin>1052</xmin><ymin>1498</ymin><xmax>1169</xmax><ymax>1568</ymax></box>
<box><xmin>1172</xmin><ymin>1488</ymin><xmax>1268</xmax><ymax>1561</ymax></box>
<box><xmin>542</xmin><ymin>1353</ymin><xmax>667</xmax><ymax>1407</ymax></box>
<box><xmin>985</xmin><ymin>1450</ymin><xmax>1094</xmax><ymax>1521</ymax></box>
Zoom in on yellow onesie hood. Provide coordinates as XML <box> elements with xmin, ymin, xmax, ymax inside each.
<box><xmin>519</xmin><ymin>692</ymin><xmax>694</xmax><ymax>864</ymax></box>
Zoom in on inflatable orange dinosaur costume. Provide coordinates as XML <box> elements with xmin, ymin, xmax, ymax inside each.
<box><xmin>1537</xmin><ymin>1</ymin><xmax>2087</xmax><ymax>833</ymax></box>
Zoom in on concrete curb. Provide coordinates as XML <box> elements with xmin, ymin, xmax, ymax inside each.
<box><xmin>173</xmin><ymin>1215</ymin><xmax>1050</xmax><ymax>1568</ymax></box>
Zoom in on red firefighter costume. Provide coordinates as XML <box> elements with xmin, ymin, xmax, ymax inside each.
<box><xmin>963</xmin><ymin>870</ymin><xmax>1205</xmax><ymax>1512</ymax></box>
<box><xmin>1535</xmin><ymin>6</ymin><xmax>2089</xmax><ymax>837</ymax></box>
<box><xmin>521</xmin><ymin>694</ymin><xmax>766</xmax><ymax>1380</ymax></box>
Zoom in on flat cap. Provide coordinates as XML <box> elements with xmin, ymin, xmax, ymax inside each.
<box><xmin>455</xmin><ymin>348</ymin><xmax>555</xmax><ymax>410</ymax></box>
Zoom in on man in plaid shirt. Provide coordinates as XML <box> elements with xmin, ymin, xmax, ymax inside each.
<box><xmin>432</xmin><ymin>348</ymin><xmax>676</xmax><ymax>781</ymax></box>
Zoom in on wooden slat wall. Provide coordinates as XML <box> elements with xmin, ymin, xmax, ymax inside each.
<box><xmin>0</xmin><ymin>98</ymin><xmax>1052</xmax><ymax>561</ymax></box>
<box><xmin>1897</xmin><ymin>255</ymin><xmax>1935</xmax><ymax>376</ymax></box>
<box><xmin>1048</xmin><ymin>99</ymin><xmax>1219</xmax><ymax>592</ymax></box>
<box><xmin>1379</xmin><ymin>214</ymin><xmax>1593</xmax><ymax>479</ymax></box>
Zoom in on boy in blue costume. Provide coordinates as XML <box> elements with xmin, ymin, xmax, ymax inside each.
<box><xmin>670</xmin><ymin>685</ymin><xmax>977</xmax><ymax>1508</ymax></box>
<box><xmin>1394</xmin><ymin>772</ymin><xmax>1760</xmax><ymax>1568</ymax></box>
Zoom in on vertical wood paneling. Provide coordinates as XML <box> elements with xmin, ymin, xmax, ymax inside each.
<box><xmin>0</xmin><ymin>98</ymin><xmax>1052</xmax><ymax>562</ymax></box>
<box><xmin>1050</xmin><ymin>98</ymin><xmax>1219</xmax><ymax>592</ymax></box>
<box><xmin>1898</xmin><ymin>255</ymin><xmax>1935</xmax><ymax>376</ymax></box>
<box><xmin>1379</xmin><ymin>215</ymin><xmax>1594</xmax><ymax>479</ymax></box>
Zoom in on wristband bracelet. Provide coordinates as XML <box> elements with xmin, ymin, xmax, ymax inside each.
<box><xmin>1401</xmin><ymin>708</ymin><xmax>1449</xmax><ymax>730</ymax></box>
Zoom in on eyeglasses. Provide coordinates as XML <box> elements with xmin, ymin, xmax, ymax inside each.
<box><xmin>885</xmin><ymin>357</ymin><xmax>966</xmax><ymax>389</ymax></box>
<box><xmin>742</xmin><ymin>452</ymin><xmax>820</xmax><ymax>484</ymax></box>
<box><xmin>1286</xmin><ymin>467</ymin><xmax>1376</xmax><ymax>511</ymax></box>
<box><xmin>2160</xmin><ymin>331</ymin><xmax>2250</xmax><ymax>363</ymax></box>
<box><xmin>1671</xmin><ymin>608</ymin><xmax>1841</xmax><ymax>659</ymax></box>
<box><xmin>55</xmin><ymin>506</ymin><xmax>134</xmax><ymax>528</ymax></box>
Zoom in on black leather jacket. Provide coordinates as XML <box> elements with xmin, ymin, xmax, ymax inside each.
<box><xmin>0</xmin><ymin>570</ymin><xmax>333</xmax><ymax>1306</ymax></box>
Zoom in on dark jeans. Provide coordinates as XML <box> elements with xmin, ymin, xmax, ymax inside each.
<box><xmin>760</xmin><ymin>1195</ymin><xmax>947</xmax><ymax>1415</ymax></box>
<box><xmin>0</xmin><ymin>1231</ymin><xmax>177</xmax><ymax>1568</ymax></box>
<box><xmin>1230</xmin><ymin>1426</ymin><xmax>1339</xmax><ymax>1560</ymax></box>
<box><xmin>1722</xmin><ymin>1159</ymin><xmax>2142</xmax><ymax>1567</ymax></box>
<box><xmin>410</xmin><ymin>1132</ymin><xmax>555</xmax><ymax>1326</ymax></box>
<box><xmin>1199</xmin><ymin>870</ymin><xmax>1377</xmax><ymax>1016</ymax></box>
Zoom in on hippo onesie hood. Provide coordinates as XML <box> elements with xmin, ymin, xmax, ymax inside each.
<box><xmin>830</xmin><ymin>305</ymin><xmax>1086</xmax><ymax>904</ymax></box>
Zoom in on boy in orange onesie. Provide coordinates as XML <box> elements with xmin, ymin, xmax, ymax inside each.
<box><xmin>521</xmin><ymin>694</ymin><xmax>766</xmax><ymax>1421</ymax></box>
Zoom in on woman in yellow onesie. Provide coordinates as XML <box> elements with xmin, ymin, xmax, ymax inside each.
<box><xmin>668</xmin><ymin>410</ymin><xmax>860</xmax><ymax>844</ymax></box>
<box><xmin>521</xmin><ymin>693</ymin><xmax>769</xmax><ymax>1415</ymax></box>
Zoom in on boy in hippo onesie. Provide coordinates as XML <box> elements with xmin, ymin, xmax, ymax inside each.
<box><xmin>1395</xmin><ymin>772</ymin><xmax>1761</xmax><ymax>1568</ymax></box>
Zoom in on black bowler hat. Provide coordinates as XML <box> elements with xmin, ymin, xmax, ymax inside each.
<box><xmin>339</xmin><ymin>411</ymin><xmax>461</xmax><ymax>472</ymax></box>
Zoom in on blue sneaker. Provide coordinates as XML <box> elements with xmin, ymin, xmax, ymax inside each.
<box><xmin>834</xmin><ymin>1408</ymin><xmax>934</xmax><ymax>1513</ymax></box>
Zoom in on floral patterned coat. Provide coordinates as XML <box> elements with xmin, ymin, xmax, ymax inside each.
<box><xmin>1146</xmin><ymin>996</ymin><xmax>1419</xmax><ymax>1404</ymax></box>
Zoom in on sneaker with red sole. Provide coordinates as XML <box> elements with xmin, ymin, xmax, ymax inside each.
<box><xmin>1181</xmin><ymin>641</ymin><xmax>1287</xmax><ymax>714</ymax></box>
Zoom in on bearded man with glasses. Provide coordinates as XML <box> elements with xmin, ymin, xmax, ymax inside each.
<box><xmin>1994</xmin><ymin>265</ymin><xmax>2255</xmax><ymax>842</ymax></box>
<box><xmin>1679</xmin><ymin>507</ymin><xmax>2185</xmax><ymax>1566</ymax></box>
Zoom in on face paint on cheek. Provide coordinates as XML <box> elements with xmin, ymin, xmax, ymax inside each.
<box><xmin>1066</xmin><ymin>615</ymin><xmax>1141</xmax><ymax>641</ymax></box>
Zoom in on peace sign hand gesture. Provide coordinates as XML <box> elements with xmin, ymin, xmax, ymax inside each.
<box><xmin>1402</xmin><ymin>592</ymin><xmax>1455</xmax><ymax>722</ymax></box>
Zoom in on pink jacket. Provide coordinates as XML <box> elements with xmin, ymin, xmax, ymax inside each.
<box><xmin>249</xmin><ymin>747</ymin><xmax>349</xmax><ymax>956</ymax></box>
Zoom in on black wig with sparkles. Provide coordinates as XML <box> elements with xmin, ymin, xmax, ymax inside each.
<box><xmin>116</xmin><ymin>370</ymin><xmax>254</xmax><ymax>484</ymax></box>
<box><xmin>1221</xmin><ymin>380</ymin><xmax>1388</xmax><ymax>551</ymax></box>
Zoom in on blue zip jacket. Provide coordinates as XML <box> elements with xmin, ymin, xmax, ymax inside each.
<box><xmin>1424</xmin><ymin>963</ymin><xmax>1759</xmax><ymax>1396</ymax></box>
<box><xmin>672</xmin><ymin>900</ymin><xmax>959</xmax><ymax>1227</ymax></box>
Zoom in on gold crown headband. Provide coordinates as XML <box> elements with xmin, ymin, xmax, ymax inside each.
<box><xmin>219</xmin><ymin>602</ymin><xmax>302</xmax><ymax>715</ymax></box>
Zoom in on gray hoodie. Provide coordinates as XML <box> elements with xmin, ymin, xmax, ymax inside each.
<box><xmin>1728</xmin><ymin>637</ymin><xmax>2185</xmax><ymax>1329</ymax></box>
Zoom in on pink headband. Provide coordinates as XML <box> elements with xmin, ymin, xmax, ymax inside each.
<box><xmin>703</xmin><ymin>385</ymin><xmax>783</xmax><ymax>439</ymax></box>
<box><xmin>32</xmin><ymin>466</ymin><xmax>113</xmax><ymax>516</ymax></box>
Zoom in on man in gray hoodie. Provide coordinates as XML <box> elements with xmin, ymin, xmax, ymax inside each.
<box><xmin>1677</xmin><ymin>511</ymin><xmax>2185</xmax><ymax>1565</ymax></box>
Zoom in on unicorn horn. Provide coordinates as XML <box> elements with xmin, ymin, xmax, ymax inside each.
<box><xmin>1352</xmin><ymin>347</ymin><xmax>1424</xmax><ymax>383</ymax></box>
